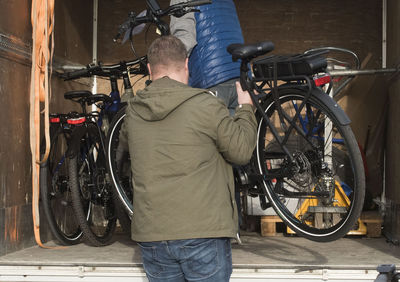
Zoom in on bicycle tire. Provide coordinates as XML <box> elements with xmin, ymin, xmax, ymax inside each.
<box><xmin>68</xmin><ymin>123</ymin><xmax>117</xmax><ymax>246</ymax></box>
<box><xmin>40</xmin><ymin>125</ymin><xmax>83</xmax><ymax>245</ymax></box>
<box><xmin>106</xmin><ymin>105</ymin><xmax>134</xmax><ymax>217</ymax></box>
<box><xmin>256</xmin><ymin>87</ymin><xmax>365</xmax><ymax>242</ymax></box>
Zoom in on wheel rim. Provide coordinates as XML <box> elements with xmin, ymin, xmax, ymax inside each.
<box><xmin>78</xmin><ymin>133</ymin><xmax>116</xmax><ymax>240</ymax></box>
<box><xmin>108</xmin><ymin>113</ymin><xmax>134</xmax><ymax>216</ymax></box>
<box><xmin>257</xmin><ymin>92</ymin><xmax>361</xmax><ymax>238</ymax></box>
<box><xmin>47</xmin><ymin>130</ymin><xmax>82</xmax><ymax>241</ymax></box>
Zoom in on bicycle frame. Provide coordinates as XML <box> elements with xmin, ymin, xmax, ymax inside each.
<box><xmin>241</xmin><ymin>61</ymin><xmax>317</xmax><ymax>166</ymax></box>
<box><xmin>47</xmin><ymin>114</ymin><xmax>73</xmax><ymax>193</ymax></box>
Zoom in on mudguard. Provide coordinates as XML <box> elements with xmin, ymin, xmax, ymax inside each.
<box><xmin>66</xmin><ymin>125</ymin><xmax>102</xmax><ymax>158</ymax></box>
<box><xmin>311</xmin><ymin>87</ymin><xmax>351</xmax><ymax>126</ymax></box>
<box><xmin>66</xmin><ymin>126</ymin><xmax>88</xmax><ymax>158</ymax></box>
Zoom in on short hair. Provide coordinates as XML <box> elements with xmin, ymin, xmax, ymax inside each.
<box><xmin>147</xmin><ymin>35</ymin><xmax>187</xmax><ymax>74</ymax></box>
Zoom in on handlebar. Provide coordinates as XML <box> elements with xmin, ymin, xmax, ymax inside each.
<box><xmin>62</xmin><ymin>0</ymin><xmax>212</xmax><ymax>81</ymax></box>
<box><xmin>60</xmin><ymin>56</ymin><xmax>148</xmax><ymax>80</ymax></box>
<box><xmin>164</xmin><ymin>0</ymin><xmax>212</xmax><ymax>16</ymax></box>
<box><xmin>64</xmin><ymin>67</ymin><xmax>94</xmax><ymax>79</ymax></box>
<box><xmin>148</xmin><ymin>0</ymin><xmax>211</xmax><ymax>15</ymax></box>
<box><xmin>114</xmin><ymin>0</ymin><xmax>212</xmax><ymax>41</ymax></box>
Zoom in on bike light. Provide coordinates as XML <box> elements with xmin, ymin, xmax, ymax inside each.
<box><xmin>313</xmin><ymin>75</ymin><xmax>331</xmax><ymax>87</ymax></box>
<box><xmin>50</xmin><ymin>117</ymin><xmax>60</xmax><ymax>123</ymax></box>
<box><xmin>67</xmin><ymin>117</ymin><xmax>86</xmax><ymax>125</ymax></box>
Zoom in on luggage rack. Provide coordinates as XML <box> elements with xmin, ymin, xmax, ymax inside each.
<box><xmin>304</xmin><ymin>46</ymin><xmax>400</xmax><ymax>98</ymax></box>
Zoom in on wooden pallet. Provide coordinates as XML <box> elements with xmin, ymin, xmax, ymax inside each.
<box><xmin>260</xmin><ymin>211</ymin><xmax>383</xmax><ymax>237</ymax></box>
<box><xmin>260</xmin><ymin>215</ymin><xmax>283</xmax><ymax>237</ymax></box>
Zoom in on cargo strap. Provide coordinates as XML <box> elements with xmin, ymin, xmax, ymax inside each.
<box><xmin>30</xmin><ymin>0</ymin><xmax>59</xmax><ymax>248</ymax></box>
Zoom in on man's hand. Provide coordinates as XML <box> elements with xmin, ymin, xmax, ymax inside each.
<box><xmin>236</xmin><ymin>81</ymin><xmax>253</xmax><ymax>106</ymax></box>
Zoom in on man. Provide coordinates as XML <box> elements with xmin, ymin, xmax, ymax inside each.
<box><xmin>170</xmin><ymin>0</ymin><xmax>244</xmax><ymax>115</ymax></box>
<box><xmin>124</xmin><ymin>35</ymin><xmax>256</xmax><ymax>282</ymax></box>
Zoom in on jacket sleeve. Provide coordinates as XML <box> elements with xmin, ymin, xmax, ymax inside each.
<box><xmin>169</xmin><ymin>0</ymin><xmax>197</xmax><ymax>55</ymax></box>
<box><xmin>216</xmin><ymin>104</ymin><xmax>257</xmax><ymax>165</ymax></box>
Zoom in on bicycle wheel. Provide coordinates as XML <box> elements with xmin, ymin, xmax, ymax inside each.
<box><xmin>68</xmin><ymin>123</ymin><xmax>117</xmax><ymax>246</ymax></box>
<box><xmin>107</xmin><ymin>105</ymin><xmax>134</xmax><ymax>217</ymax></box>
<box><xmin>40</xmin><ymin>125</ymin><xmax>83</xmax><ymax>245</ymax></box>
<box><xmin>256</xmin><ymin>87</ymin><xmax>365</xmax><ymax>242</ymax></box>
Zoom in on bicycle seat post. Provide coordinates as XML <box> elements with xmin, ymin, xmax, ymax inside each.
<box><xmin>121</xmin><ymin>67</ymin><xmax>132</xmax><ymax>91</ymax></box>
<box><xmin>81</xmin><ymin>100</ymin><xmax>87</xmax><ymax>114</ymax></box>
<box><xmin>239</xmin><ymin>58</ymin><xmax>266</xmax><ymax>122</ymax></box>
<box><xmin>121</xmin><ymin>64</ymin><xmax>135</xmax><ymax>100</ymax></box>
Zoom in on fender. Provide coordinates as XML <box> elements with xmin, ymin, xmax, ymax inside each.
<box><xmin>311</xmin><ymin>87</ymin><xmax>351</xmax><ymax>126</ymax></box>
<box><xmin>66</xmin><ymin>124</ymin><xmax>103</xmax><ymax>158</ymax></box>
<box><xmin>66</xmin><ymin>126</ymin><xmax>88</xmax><ymax>158</ymax></box>
<box><xmin>257</xmin><ymin>85</ymin><xmax>351</xmax><ymax>126</ymax></box>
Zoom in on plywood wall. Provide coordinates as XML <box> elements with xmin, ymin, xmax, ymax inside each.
<box><xmin>0</xmin><ymin>0</ymin><xmax>93</xmax><ymax>255</ymax></box>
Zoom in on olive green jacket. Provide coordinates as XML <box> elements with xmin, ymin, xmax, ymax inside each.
<box><xmin>124</xmin><ymin>77</ymin><xmax>257</xmax><ymax>242</ymax></box>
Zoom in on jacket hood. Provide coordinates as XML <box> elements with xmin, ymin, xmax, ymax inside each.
<box><xmin>129</xmin><ymin>77</ymin><xmax>205</xmax><ymax>121</ymax></box>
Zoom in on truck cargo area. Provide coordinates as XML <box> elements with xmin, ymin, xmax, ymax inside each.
<box><xmin>0</xmin><ymin>232</ymin><xmax>399</xmax><ymax>281</ymax></box>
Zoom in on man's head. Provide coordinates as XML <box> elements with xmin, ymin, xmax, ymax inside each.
<box><xmin>147</xmin><ymin>35</ymin><xmax>189</xmax><ymax>84</ymax></box>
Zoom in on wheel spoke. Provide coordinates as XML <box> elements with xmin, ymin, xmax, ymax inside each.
<box><xmin>256</xmin><ymin>89</ymin><xmax>365</xmax><ymax>242</ymax></box>
<box><xmin>41</xmin><ymin>126</ymin><xmax>82</xmax><ymax>245</ymax></box>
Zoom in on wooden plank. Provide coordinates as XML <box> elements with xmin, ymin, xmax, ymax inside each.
<box><xmin>260</xmin><ymin>215</ymin><xmax>283</xmax><ymax>237</ymax></box>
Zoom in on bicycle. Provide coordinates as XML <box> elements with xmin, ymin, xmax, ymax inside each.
<box><xmin>65</xmin><ymin>92</ymin><xmax>121</xmax><ymax>246</ymax></box>
<box><xmin>56</xmin><ymin>58</ymin><xmax>148</xmax><ymax>245</ymax></box>
<box><xmin>105</xmin><ymin>0</ymin><xmax>365</xmax><ymax>242</ymax></box>
<box><xmin>230</xmin><ymin>43</ymin><xmax>365</xmax><ymax>241</ymax></box>
<box><xmin>61</xmin><ymin>55</ymin><xmax>147</xmax><ymax>221</ymax></box>
<box><xmin>41</xmin><ymin>89</ymin><xmax>124</xmax><ymax>246</ymax></box>
<box><xmin>40</xmin><ymin>90</ymin><xmax>110</xmax><ymax>245</ymax></box>
<box><xmin>40</xmin><ymin>110</ymin><xmax>84</xmax><ymax>245</ymax></box>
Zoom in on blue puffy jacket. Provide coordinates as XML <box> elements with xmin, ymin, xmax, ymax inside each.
<box><xmin>189</xmin><ymin>0</ymin><xmax>244</xmax><ymax>89</ymax></box>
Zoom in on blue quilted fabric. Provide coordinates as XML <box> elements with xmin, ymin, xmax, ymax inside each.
<box><xmin>189</xmin><ymin>0</ymin><xmax>244</xmax><ymax>88</ymax></box>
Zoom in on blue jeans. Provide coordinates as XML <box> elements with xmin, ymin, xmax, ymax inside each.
<box><xmin>209</xmin><ymin>79</ymin><xmax>239</xmax><ymax>116</ymax></box>
<box><xmin>137</xmin><ymin>238</ymin><xmax>232</xmax><ymax>282</ymax></box>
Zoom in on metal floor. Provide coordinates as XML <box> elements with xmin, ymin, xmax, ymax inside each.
<box><xmin>0</xmin><ymin>232</ymin><xmax>399</xmax><ymax>281</ymax></box>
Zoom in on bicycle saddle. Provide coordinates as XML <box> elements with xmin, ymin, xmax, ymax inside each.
<box><xmin>227</xmin><ymin>41</ymin><xmax>275</xmax><ymax>62</ymax></box>
<box><xmin>86</xmin><ymin>94</ymin><xmax>113</xmax><ymax>105</ymax></box>
<box><xmin>64</xmin><ymin>90</ymin><xmax>92</xmax><ymax>101</ymax></box>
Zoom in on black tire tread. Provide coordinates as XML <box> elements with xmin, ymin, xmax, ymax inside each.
<box><xmin>68</xmin><ymin>124</ymin><xmax>117</xmax><ymax>246</ymax></box>
<box><xmin>40</xmin><ymin>127</ymin><xmax>82</xmax><ymax>245</ymax></box>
